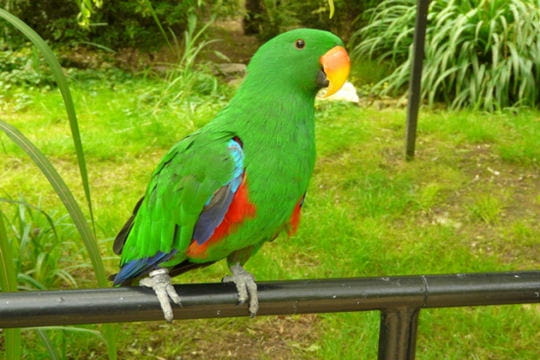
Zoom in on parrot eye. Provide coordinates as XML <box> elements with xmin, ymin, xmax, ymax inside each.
<box><xmin>295</xmin><ymin>39</ymin><xmax>305</xmax><ymax>49</ymax></box>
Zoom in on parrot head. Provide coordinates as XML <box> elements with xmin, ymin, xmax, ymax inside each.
<box><xmin>244</xmin><ymin>28</ymin><xmax>350</xmax><ymax>97</ymax></box>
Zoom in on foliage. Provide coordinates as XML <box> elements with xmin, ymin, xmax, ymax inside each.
<box><xmin>292</xmin><ymin>0</ymin><xmax>379</xmax><ymax>40</ymax></box>
<box><xmin>0</xmin><ymin>207</ymin><xmax>21</xmax><ymax>359</ymax></box>
<box><xmin>1</xmin><ymin>0</ymin><xmax>86</xmax><ymax>47</ymax></box>
<box><xmin>77</xmin><ymin>0</ymin><xmax>103</xmax><ymax>28</ymax></box>
<box><xmin>243</xmin><ymin>0</ymin><xmax>378</xmax><ymax>41</ymax></box>
<box><xmin>0</xmin><ymin>8</ymin><xmax>117</xmax><ymax>359</ymax></box>
<box><xmin>0</xmin><ymin>201</ymin><xmax>109</xmax><ymax>359</ymax></box>
<box><xmin>0</xmin><ymin>199</ymin><xmax>77</xmax><ymax>291</ymax></box>
<box><xmin>1</xmin><ymin>8</ymin><xmax>96</xmax><ymax>238</ymax></box>
<box><xmin>243</xmin><ymin>0</ymin><xmax>298</xmax><ymax>41</ymax></box>
<box><xmin>1</xmin><ymin>0</ymin><xmax>237</xmax><ymax>49</ymax></box>
<box><xmin>153</xmin><ymin>14</ymin><xmax>224</xmax><ymax>107</ymax></box>
<box><xmin>352</xmin><ymin>0</ymin><xmax>540</xmax><ymax>110</ymax></box>
<box><xmin>0</xmin><ymin>47</ymin><xmax>56</xmax><ymax>90</ymax></box>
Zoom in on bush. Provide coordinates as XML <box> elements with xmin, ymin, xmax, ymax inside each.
<box><xmin>2</xmin><ymin>0</ymin><xmax>236</xmax><ymax>50</ymax></box>
<box><xmin>352</xmin><ymin>0</ymin><xmax>540</xmax><ymax>110</ymax></box>
<box><xmin>0</xmin><ymin>47</ymin><xmax>55</xmax><ymax>90</ymax></box>
<box><xmin>244</xmin><ymin>0</ymin><xmax>378</xmax><ymax>42</ymax></box>
<box><xmin>2</xmin><ymin>0</ymin><xmax>88</xmax><ymax>47</ymax></box>
<box><xmin>292</xmin><ymin>0</ymin><xmax>379</xmax><ymax>40</ymax></box>
<box><xmin>0</xmin><ymin>199</ymin><xmax>78</xmax><ymax>291</ymax></box>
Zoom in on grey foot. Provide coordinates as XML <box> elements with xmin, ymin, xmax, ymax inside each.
<box><xmin>140</xmin><ymin>268</ymin><xmax>181</xmax><ymax>322</ymax></box>
<box><xmin>222</xmin><ymin>263</ymin><xmax>258</xmax><ymax>316</ymax></box>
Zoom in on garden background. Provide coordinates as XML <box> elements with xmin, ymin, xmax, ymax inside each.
<box><xmin>1</xmin><ymin>0</ymin><xmax>538</xmax><ymax>359</ymax></box>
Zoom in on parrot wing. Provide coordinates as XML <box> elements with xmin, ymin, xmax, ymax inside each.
<box><xmin>112</xmin><ymin>133</ymin><xmax>252</xmax><ymax>284</ymax></box>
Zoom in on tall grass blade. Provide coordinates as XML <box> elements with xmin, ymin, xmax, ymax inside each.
<box><xmin>0</xmin><ymin>198</ymin><xmax>60</xmax><ymax>240</ymax></box>
<box><xmin>36</xmin><ymin>330</ymin><xmax>62</xmax><ymax>360</ymax></box>
<box><xmin>142</xmin><ymin>0</ymin><xmax>173</xmax><ymax>51</ymax></box>
<box><xmin>0</xmin><ymin>9</ymin><xmax>95</xmax><ymax>233</ymax></box>
<box><xmin>0</xmin><ymin>119</ymin><xmax>106</xmax><ymax>284</ymax></box>
<box><xmin>26</xmin><ymin>326</ymin><xmax>107</xmax><ymax>340</ymax></box>
<box><xmin>0</xmin><ymin>210</ymin><xmax>22</xmax><ymax>360</ymax></box>
<box><xmin>0</xmin><ymin>10</ymin><xmax>117</xmax><ymax>357</ymax></box>
<box><xmin>0</xmin><ymin>119</ymin><xmax>118</xmax><ymax>359</ymax></box>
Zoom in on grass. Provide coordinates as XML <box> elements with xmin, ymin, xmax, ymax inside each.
<box><xmin>0</xmin><ymin>70</ymin><xmax>539</xmax><ymax>359</ymax></box>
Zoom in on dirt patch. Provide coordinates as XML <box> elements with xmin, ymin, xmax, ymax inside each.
<box><xmin>182</xmin><ymin>315</ymin><xmax>319</xmax><ymax>360</ymax></box>
<box><xmin>118</xmin><ymin>314</ymin><xmax>320</xmax><ymax>360</ymax></box>
<box><xmin>419</xmin><ymin>142</ymin><xmax>539</xmax><ymax>268</ymax></box>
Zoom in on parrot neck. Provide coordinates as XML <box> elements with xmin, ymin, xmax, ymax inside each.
<box><xmin>209</xmin><ymin>72</ymin><xmax>318</xmax><ymax>212</ymax></box>
<box><xmin>220</xmin><ymin>74</ymin><xmax>317</xmax><ymax>134</ymax></box>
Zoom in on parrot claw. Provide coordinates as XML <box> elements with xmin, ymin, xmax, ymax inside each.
<box><xmin>140</xmin><ymin>268</ymin><xmax>181</xmax><ymax>322</ymax></box>
<box><xmin>222</xmin><ymin>263</ymin><xmax>259</xmax><ymax>316</ymax></box>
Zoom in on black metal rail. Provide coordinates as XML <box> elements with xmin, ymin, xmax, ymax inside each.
<box><xmin>1</xmin><ymin>271</ymin><xmax>539</xmax><ymax>359</ymax></box>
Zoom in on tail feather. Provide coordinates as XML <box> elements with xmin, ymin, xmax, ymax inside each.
<box><xmin>113</xmin><ymin>197</ymin><xmax>144</xmax><ymax>255</ymax></box>
<box><xmin>112</xmin><ymin>250</ymin><xmax>177</xmax><ymax>286</ymax></box>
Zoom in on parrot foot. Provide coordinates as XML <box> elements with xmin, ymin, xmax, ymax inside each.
<box><xmin>222</xmin><ymin>263</ymin><xmax>258</xmax><ymax>317</ymax></box>
<box><xmin>139</xmin><ymin>268</ymin><xmax>181</xmax><ymax>322</ymax></box>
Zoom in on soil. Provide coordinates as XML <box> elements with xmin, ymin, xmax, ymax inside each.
<box><xmin>118</xmin><ymin>315</ymin><xmax>320</xmax><ymax>360</ymax></box>
<box><xmin>416</xmin><ymin>141</ymin><xmax>539</xmax><ymax>268</ymax></box>
<box><xmin>180</xmin><ymin>315</ymin><xmax>320</xmax><ymax>360</ymax></box>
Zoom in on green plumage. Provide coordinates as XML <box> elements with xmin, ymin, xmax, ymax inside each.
<box><xmin>113</xmin><ymin>29</ymin><xmax>345</xmax><ymax>284</ymax></box>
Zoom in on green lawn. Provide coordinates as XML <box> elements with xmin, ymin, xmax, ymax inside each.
<box><xmin>1</xmin><ymin>71</ymin><xmax>538</xmax><ymax>359</ymax></box>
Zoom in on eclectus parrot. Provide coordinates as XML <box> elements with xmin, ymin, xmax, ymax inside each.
<box><xmin>112</xmin><ymin>28</ymin><xmax>350</xmax><ymax>321</ymax></box>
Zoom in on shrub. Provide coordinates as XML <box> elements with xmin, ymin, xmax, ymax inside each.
<box><xmin>2</xmin><ymin>0</ymin><xmax>237</xmax><ymax>49</ymax></box>
<box><xmin>0</xmin><ymin>47</ymin><xmax>55</xmax><ymax>90</ymax></box>
<box><xmin>352</xmin><ymin>0</ymin><xmax>540</xmax><ymax>110</ymax></box>
<box><xmin>243</xmin><ymin>0</ymin><xmax>378</xmax><ymax>42</ymax></box>
<box><xmin>292</xmin><ymin>0</ymin><xmax>378</xmax><ymax>40</ymax></box>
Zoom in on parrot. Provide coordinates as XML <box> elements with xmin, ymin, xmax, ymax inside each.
<box><xmin>112</xmin><ymin>28</ymin><xmax>350</xmax><ymax>321</ymax></box>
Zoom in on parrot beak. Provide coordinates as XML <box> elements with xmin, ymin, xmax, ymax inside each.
<box><xmin>319</xmin><ymin>46</ymin><xmax>350</xmax><ymax>97</ymax></box>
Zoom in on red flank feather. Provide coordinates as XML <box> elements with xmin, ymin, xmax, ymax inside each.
<box><xmin>287</xmin><ymin>197</ymin><xmax>304</xmax><ymax>236</ymax></box>
<box><xmin>187</xmin><ymin>175</ymin><xmax>256</xmax><ymax>258</ymax></box>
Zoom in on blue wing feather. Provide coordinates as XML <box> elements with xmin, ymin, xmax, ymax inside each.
<box><xmin>193</xmin><ymin>138</ymin><xmax>244</xmax><ymax>245</ymax></box>
<box><xmin>113</xmin><ymin>250</ymin><xmax>177</xmax><ymax>285</ymax></box>
<box><xmin>193</xmin><ymin>186</ymin><xmax>235</xmax><ymax>244</ymax></box>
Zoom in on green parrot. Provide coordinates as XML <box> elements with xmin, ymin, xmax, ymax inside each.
<box><xmin>112</xmin><ymin>28</ymin><xmax>350</xmax><ymax>321</ymax></box>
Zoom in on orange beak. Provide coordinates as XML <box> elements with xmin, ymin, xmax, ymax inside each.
<box><xmin>319</xmin><ymin>46</ymin><xmax>350</xmax><ymax>97</ymax></box>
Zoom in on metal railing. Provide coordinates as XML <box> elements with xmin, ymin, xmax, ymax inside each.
<box><xmin>1</xmin><ymin>271</ymin><xmax>539</xmax><ymax>360</ymax></box>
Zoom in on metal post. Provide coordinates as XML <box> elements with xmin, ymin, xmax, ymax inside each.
<box><xmin>405</xmin><ymin>0</ymin><xmax>430</xmax><ymax>160</ymax></box>
<box><xmin>378</xmin><ymin>307</ymin><xmax>420</xmax><ymax>360</ymax></box>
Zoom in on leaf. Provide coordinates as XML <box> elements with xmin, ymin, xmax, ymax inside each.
<box><xmin>0</xmin><ymin>119</ymin><xmax>119</xmax><ymax>359</ymax></box>
<box><xmin>328</xmin><ymin>0</ymin><xmax>335</xmax><ymax>19</ymax></box>
<box><xmin>350</xmin><ymin>0</ymin><xmax>540</xmax><ymax>110</ymax></box>
<box><xmin>0</xmin><ymin>210</ymin><xmax>22</xmax><ymax>360</ymax></box>
<box><xmin>0</xmin><ymin>119</ymin><xmax>107</xmax><ymax>287</ymax></box>
<box><xmin>0</xmin><ymin>9</ymin><xmax>118</xmax><ymax>359</ymax></box>
<box><xmin>36</xmin><ymin>330</ymin><xmax>62</xmax><ymax>360</ymax></box>
<box><xmin>0</xmin><ymin>9</ymin><xmax>95</xmax><ymax>233</ymax></box>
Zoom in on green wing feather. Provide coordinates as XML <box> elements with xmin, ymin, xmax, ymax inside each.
<box><xmin>114</xmin><ymin>129</ymin><xmax>236</xmax><ymax>266</ymax></box>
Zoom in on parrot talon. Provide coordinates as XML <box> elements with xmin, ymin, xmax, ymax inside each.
<box><xmin>223</xmin><ymin>263</ymin><xmax>259</xmax><ymax>316</ymax></box>
<box><xmin>140</xmin><ymin>268</ymin><xmax>181</xmax><ymax>322</ymax></box>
